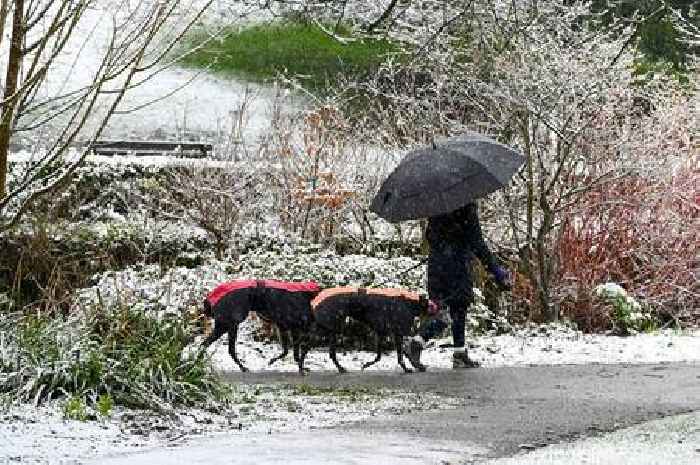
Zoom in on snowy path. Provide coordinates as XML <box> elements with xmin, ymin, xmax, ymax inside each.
<box><xmin>224</xmin><ymin>362</ymin><xmax>700</xmax><ymax>463</ymax></box>
<box><xmin>16</xmin><ymin>362</ymin><xmax>695</xmax><ymax>465</ymax></box>
<box><xmin>89</xmin><ymin>430</ymin><xmax>484</xmax><ymax>465</ymax></box>
<box><xmin>79</xmin><ymin>411</ymin><xmax>700</xmax><ymax>465</ymax></box>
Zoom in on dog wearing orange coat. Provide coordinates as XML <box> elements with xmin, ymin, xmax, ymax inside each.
<box><xmin>310</xmin><ymin>287</ymin><xmax>439</xmax><ymax>373</ymax></box>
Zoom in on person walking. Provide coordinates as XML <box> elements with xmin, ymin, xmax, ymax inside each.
<box><xmin>369</xmin><ymin>133</ymin><xmax>524</xmax><ymax>369</ymax></box>
<box><xmin>404</xmin><ymin>202</ymin><xmax>510</xmax><ymax>368</ymax></box>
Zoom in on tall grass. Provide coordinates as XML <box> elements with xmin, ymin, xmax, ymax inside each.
<box><xmin>179</xmin><ymin>22</ymin><xmax>397</xmax><ymax>89</ymax></box>
<box><xmin>0</xmin><ymin>301</ymin><xmax>230</xmax><ymax>412</ymax></box>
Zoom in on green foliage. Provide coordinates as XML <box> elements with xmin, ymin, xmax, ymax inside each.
<box><xmin>63</xmin><ymin>396</ymin><xmax>88</xmax><ymax>421</ymax></box>
<box><xmin>594</xmin><ymin>283</ymin><xmax>657</xmax><ymax>335</ymax></box>
<box><xmin>96</xmin><ymin>393</ymin><xmax>114</xmax><ymax>417</ymax></box>
<box><xmin>0</xmin><ymin>303</ymin><xmax>230</xmax><ymax>412</ymax></box>
<box><xmin>179</xmin><ymin>22</ymin><xmax>397</xmax><ymax>89</ymax></box>
<box><xmin>590</xmin><ymin>0</ymin><xmax>698</xmax><ymax>75</ymax></box>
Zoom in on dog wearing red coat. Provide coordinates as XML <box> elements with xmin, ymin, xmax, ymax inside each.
<box><xmin>202</xmin><ymin>279</ymin><xmax>320</xmax><ymax>374</ymax></box>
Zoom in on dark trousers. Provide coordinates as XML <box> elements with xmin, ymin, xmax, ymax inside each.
<box><xmin>421</xmin><ymin>245</ymin><xmax>472</xmax><ymax>348</ymax></box>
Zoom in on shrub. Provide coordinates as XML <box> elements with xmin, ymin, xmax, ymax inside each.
<box><xmin>63</xmin><ymin>395</ymin><xmax>89</xmax><ymax>421</ymax></box>
<box><xmin>0</xmin><ymin>302</ymin><xmax>230</xmax><ymax>412</ymax></box>
<box><xmin>557</xmin><ymin>167</ymin><xmax>698</xmax><ymax>331</ymax></box>
<box><xmin>96</xmin><ymin>393</ymin><xmax>114</xmax><ymax>417</ymax></box>
<box><xmin>594</xmin><ymin>283</ymin><xmax>656</xmax><ymax>335</ymax></box>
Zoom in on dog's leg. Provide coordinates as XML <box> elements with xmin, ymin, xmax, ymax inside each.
<box><xmin>293</xmin><ymin>333</ymin><xmax>301</xmax><ymax>364</ymax></box>
<box><xmin>394</xmin><ymin>334</ymin><xmax>413</xmax><ymax>373</ymax></box>
<box><xmin>329</xmin><ymin>333</ymin><xmax>347</xmax><ymax>374</ymax></box>
<box><xmin>361</xmin><ymin>334</ymin><xmax>383</xmax><ymax>370</ymax></box>
<box><xmin>295</xmin><ymin>336</ymin><xmax>310</xmax><ymax>376</ymax></box>
<box><xmin>200</xmin><ymin>321</ymin><xmax>226</xmax><ymax>348</ymax></box>
<box><xmin>268</xmin><ymin>330</ymin><xmax>290</xmax><ymax>366</ymax></box>
<box><xmin>228</xmin><ymin>324</ymin><xmax>249</xmax><ymax>372</ymax></box>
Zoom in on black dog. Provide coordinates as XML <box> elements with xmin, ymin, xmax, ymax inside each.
<box><xmin>201</xmin><ymin>279</ymin><xmax>320</xmax><ymax>374</ymax></box>
<box><xmin>310</xmin><ymin>287</ymin><xmax>438</xmax><ymax>373</ymax></box>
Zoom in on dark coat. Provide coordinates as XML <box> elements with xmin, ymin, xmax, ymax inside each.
<box><xmin>426</xmin><ymin>202</ymin><xmax>498</xmax><ymax>302</ymax></box>
<box><xmin>201</xmin><ymin>279</ymin><xmax>321</xmax><ymax>374</ymax></box>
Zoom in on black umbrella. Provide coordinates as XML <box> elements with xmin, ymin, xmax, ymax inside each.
<box><xmin>370</xmin><ymin>133</ymin><xmax>525</xmax><ymax>222</ymax></box>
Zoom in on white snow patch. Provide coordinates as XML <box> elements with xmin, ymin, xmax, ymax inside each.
<box><xmin>0</xmin><ymin>403</ymin><xmax>166</xmax><ymax>464</ymax></box>
<box><xmin>487</xmin><ymin>411</ymin><xmax>700</xmax><ymax>465</ymax></box>
<box><xmin>89</xmin><ymin>430</ymin><xmax>486</xmax><ymax>465</ymax></box>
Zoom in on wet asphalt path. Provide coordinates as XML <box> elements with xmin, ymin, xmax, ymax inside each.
<box><xmin>222</xmin><ymin>362</ymin><xmax>700</xmax><ymax>459</ymax></box>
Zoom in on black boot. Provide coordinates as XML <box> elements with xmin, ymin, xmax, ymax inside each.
<box><xmin>452</xmin><ymin>348</ymin><xmax>480</xmax><ymax>369</ymax></box>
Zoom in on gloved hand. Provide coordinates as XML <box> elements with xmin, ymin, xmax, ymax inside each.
<box><xmin>492</xmin><ymin>266</ymin><xmax>512</xmax><ymax>291</ymax></box>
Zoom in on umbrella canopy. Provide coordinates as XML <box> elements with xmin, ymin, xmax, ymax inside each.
<box><xmin>370</xmin><ymin>133</ymin><xmax>525</xmax><ymax>222</ymax></box>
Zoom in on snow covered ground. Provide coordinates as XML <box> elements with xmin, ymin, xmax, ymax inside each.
<box><xmin>3</xmin><ymin>315</ymin><xmax>698</xmax><ymax>464</ymax></box>
<box><xmin>488</xmin><ymin>411</ymin><xmax>700</xmax><ymax>465</ymax></box>
<box><xmin>77</xmin><ymin>411</ymin><xmax>700</xmax><ymax>465</ymax></box>
<box><xmin>0</xmin><ymin>385</ymin><xmax>463</xmax><ymax>464</ymax></box>
<box><xmin>205</xmin><ymin>320</ymin><xmax>700</xmax><ymax>373</ymax></box>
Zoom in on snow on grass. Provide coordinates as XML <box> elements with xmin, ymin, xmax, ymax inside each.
<box><xmin>0</xmin><ymin>384</ymin><xmax>463</xmax><ymax>464</ymax></box>
<box><xmin>33</xmin><ymin>0</ymin><xmax>302</xmax><ymax>142</ymax></box>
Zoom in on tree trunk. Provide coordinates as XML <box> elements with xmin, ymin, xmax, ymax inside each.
<box><xmin>366</xmin><ymin>0</ymin><xmax>399</xmax><ymax>33</ymax></box>
<box><xmin>0</xmin><ymin>0</ymin><xmax>23</xmax><ymax>200</ymax></box>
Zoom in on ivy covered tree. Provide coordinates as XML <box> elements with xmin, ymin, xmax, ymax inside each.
<box><xmin>590</xmin><ymin>0</ymin><xmax>699</xmax><ymax>73</ymax></box>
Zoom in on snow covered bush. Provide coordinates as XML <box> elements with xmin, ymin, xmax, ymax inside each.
<box><xmin>234</xmin><ymin>248</ymin><xmax>426</xmax><ymax>290</ymax></box>
<box><xmin>0</xmin><ymin>217</ymin><xmax>213</xmax><ymax>311</ymax></box>
<box><xmin>556</xmin><ymin>89</ymin><xmax>698</xmax><ymax>331</ymax></box>
<box><xmin>75</xmin><ymin>249</ymin><xmax>428</xmax><ymax>320</ymax></box>
<box><xmin>594</xmin><ymin>283</ymin><xmax>656</xmax><ymax>336</ymax></box>
<box><xmin>466</xmin><ymin>288</ymin><xmax>512</xmax><ymax>336</ymax></box>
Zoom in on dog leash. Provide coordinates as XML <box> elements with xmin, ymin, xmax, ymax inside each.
<box><xmin>373</xmin><ymin>256</ymin><xmax>428</xmax><ymax>288</ymax></box>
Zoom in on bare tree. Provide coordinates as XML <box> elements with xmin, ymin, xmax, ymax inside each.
<box><xmin>156</xmin><ymin>163</ymin><xmax>257</xmax><ymax>260</ymax></box>
<box><xmin>297</xmin><ymin>1</ymin><xmax>693</xmax><ymax>320</ymax></box>
<box><xmin>0</xmin><ymin>0</ymin><xmax>214</xmax><ymax>231</ymax></box>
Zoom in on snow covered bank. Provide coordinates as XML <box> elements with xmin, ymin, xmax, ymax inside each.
<box><xmin>73</xmin><ymin>260</ymin><xmax>700</xmax><ymax>373</ymax></box>
<box><xmin>0</xmin><ymin>385</ymin><xmax>463</xmax><ymax>464</ymax></box>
